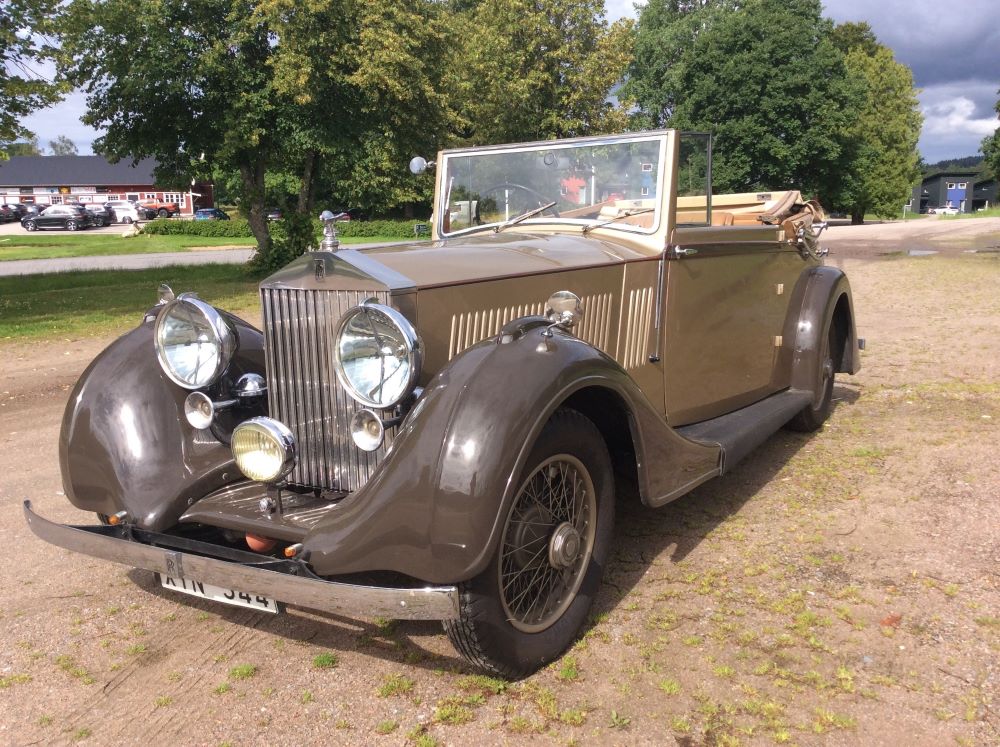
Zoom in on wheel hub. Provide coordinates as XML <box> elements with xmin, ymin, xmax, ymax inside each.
<box><xmin>548</xmin><ymin>522</ymin><xmax>582</xmax><ymax>569</ymax></box>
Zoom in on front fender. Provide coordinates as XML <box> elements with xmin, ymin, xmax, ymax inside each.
<box><xmin>304</xmin><ymin>324</ymin><xmax>720</xmax><ymax>583</ymax></box>
<box><xmin>59</xmin><ymin>310</ymin><xmax>266</xmax><ymax>530</ymax></box>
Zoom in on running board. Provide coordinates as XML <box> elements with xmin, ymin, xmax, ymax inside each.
<box><xmin>675</xmin><ymin>389</ymin><xmax>812</xmax><ymax>474</ymax></box>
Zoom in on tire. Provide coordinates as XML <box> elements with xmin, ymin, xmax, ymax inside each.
<box><xmin>786</xmin><ymin>323</ymin><xmax>836</xmax><ymax>432</ymax></box>
<box><xmin>158</xmin><ymin>208</ymin><xmax>169</xmax><ymax>218</ymax></box>
<box><xmin>122</xmin><ymin>216</ymin><xmax>133</xmax><ymax>224</ymax></box>
<box><xmin>24</xmin><ymin>221</ymin><xmax>37</xmax><ymax>231</ymax></box>
<box><xmin>444</xmin><ymin>408</ymin><xmax>615</xmax><ymax>678</ymax></box>
<box><xmin>66</xmin><ymin>220</ymin><xmax>79</xmax><ymax>231</ymax></box>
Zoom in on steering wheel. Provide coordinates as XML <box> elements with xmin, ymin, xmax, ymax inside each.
<box><xmin>476</xmin><ymin>182</ymin><xmax>560</xmax><ymax>224</ymax></box>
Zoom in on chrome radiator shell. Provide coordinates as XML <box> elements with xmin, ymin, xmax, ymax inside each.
<box><xmin>260</xmin><ymin>287</ymin><xmax>393</xmax><ymax>492</ymax></box>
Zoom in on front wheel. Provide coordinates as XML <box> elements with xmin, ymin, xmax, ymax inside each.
<box><xmin>444</xmin><ymin>408</ymin><xmax>614</xmax><ymax>678</ymax></box>
<box><xmin>24</xmin><ymin>221</ymin><xmax>37</xmax><ymax>231</ymax></box>
<box><xmin>158</xmin><ymin>208</ymin><xmax>169</xmax><ymax>218</ymax></box>
<box><xmin>122</xmin><ymin>216</ymin><xmax>133</xmax><ymax>224</ymax></box>
<box><xmin>66</xmin><ymin>220</ymin><xmax>79</xmax><ymax>231</ymax></box>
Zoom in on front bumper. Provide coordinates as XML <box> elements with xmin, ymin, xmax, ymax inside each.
<box><xmin>24</xmin><ymin>501</ymin><xmax>459</xmax><ymax>621</ymax></box>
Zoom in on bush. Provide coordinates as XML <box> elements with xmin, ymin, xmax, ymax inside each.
<box><xmin>141</xmin><ymin>218</ymin><xmax>253</xmax><ymax>238</ymax></box>
<box><xmin>140</xmin><ymin>216</ymin><xmax>426</xmax><ymax>241</ymax></box>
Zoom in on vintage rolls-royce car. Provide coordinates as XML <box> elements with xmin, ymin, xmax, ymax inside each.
<box><xmin>25</xmin><ymin>130</ymin><xmax>861</xmax><ymax>677</ymax></box>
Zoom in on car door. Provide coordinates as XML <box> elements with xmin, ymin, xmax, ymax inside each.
<box><xmin>37</xmin><ymin>207</ymin><xmax>61</xmax><ymax>228</ymax></box>
<box><xmin>662</xmin><ymin>223</ymin><xmax>805</xmax><ymax>425</ymax></box>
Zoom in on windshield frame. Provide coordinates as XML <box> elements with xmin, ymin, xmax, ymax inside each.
<box><xmin>436</xmin><ymin>131</ymin><xmax>671</xmax><ymax>240</ymax></box>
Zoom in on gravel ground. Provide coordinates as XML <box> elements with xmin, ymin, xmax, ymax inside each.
<box><xmin>0</xmin><ymin>221</ymin><xmax>998</xmax><ymax>746</ymax></box>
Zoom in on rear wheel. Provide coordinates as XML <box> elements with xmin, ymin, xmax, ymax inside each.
<box><xmin>786</xmin><ymin>323</ymin><xmax>836</xmax><ymax>432</ymax></box>
<box><xmin>122</xmin><ymin>216</ymin><xmax>133</xmax><ymax>224</ymax></box>
<box><xmin>444</xmin><ymin>408</ymin><xmax>614</xmax><ymax>678</ymax></box>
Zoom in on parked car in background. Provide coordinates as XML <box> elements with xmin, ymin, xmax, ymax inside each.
<box><xmin>265</xmin><ymin>207</ymin><xmax>283</xmax><ymax>221</ymax></box>
<box><xmin>21</xmin><ymin>204</ymin><xmax>93</xmax><ymax>231</ymax></box>
<box><xmin>0</xmin><ymin>205</ymin><xmax>15</xmax><ymax>222</ymax></box>
<box><xmin>194</xmin><ymin>207</ymin><xmax>230</xmax><ymax>221</ymax></box>
<box><xmin>72</xmin><ymin>203</ymin><xmax>114</xmax><ymax>227</ymax></box>
<box><xmin>21</xmin><ymin>204</ymin><xmax>43</xmax><ymax>218</ymax></box>
<box><xmin>933</xmin><ymin>206</ymin><xmax>960</xmax><ymax>216</ymax></box>
<box><xmin>140</xmin><ymin>199</ymin><xmax>180</xmax><ymax>218</ymax></box>
<box><xmin>104</xmin><ymin>200</ymin><xmax>153</xmax><ymax>224</ymax></box>
<box><xmin>3</xmin><ymin>203</ymin><xmax>29</xmax><ymax>220</ymax></box>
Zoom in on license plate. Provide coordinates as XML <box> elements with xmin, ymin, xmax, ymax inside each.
<box><xmin>157</xmin><ymin>574</ymin><xmax>281</xmax><ymax>614</ymax></box>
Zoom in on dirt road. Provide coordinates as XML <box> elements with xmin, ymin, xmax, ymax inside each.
<box><xmin>1</xmin><ymin>224</ymin><xmax>998</xmax><ymax>746</ymax></box>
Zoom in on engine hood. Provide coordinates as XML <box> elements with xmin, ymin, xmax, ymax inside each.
<box><xmin>260</xmin><ymin>232</ymin><xmax>655</xmax><ymax>293</ymax></box>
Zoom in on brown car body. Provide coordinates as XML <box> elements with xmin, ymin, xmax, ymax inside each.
<box><xmin>26</xmin><ymin>130</ymin><xmax>860</xmax><ymax>675</ymax></box>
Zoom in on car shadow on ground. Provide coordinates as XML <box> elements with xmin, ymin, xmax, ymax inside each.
<box><xmin>130</xmin><ymin>383</ymin><xmax>861</xmax><ymax>675</ymax></box>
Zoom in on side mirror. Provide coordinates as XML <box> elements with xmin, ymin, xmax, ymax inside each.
<box><xmin>409</xmin><ymin>156</ymin><xmax>434</xmax><ymax>175</ymax></box>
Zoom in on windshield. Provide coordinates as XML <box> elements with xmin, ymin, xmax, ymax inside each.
<box><xmin>439</xmin><ymin>135</ymin><xmax>666</xmax><ymax>237</ymax></box>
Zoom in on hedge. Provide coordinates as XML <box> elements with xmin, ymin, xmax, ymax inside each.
<box><xmin>141</xmin><ymin>217</ymin><xmax>426</xmax><ymax>240</ymax></box>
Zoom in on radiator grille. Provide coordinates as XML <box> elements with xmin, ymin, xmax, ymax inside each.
<box><xmin>261</xmin><ymin>287</ymin><xmax>393</xmax><ymax>492</ymax></box>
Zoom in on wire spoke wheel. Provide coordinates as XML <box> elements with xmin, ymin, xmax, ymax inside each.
<box><xmin>498</xmin><ymin>454</ymin><xmax>596</xmax><ymax>633</ymax></box>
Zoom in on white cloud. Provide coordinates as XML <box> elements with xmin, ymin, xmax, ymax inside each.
<box><xmin>922</xmin><ymin>97</ymin><xmax>996</xmax><ymax>138</ymax></box>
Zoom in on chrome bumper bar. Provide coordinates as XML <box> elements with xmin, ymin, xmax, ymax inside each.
<box><xmin>23</xmin><ymin>501</ymin><xmax>459</xmax><ymax>621</ymax></box>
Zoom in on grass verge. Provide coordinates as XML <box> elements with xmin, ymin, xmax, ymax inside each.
<box><xmin>0</xmin><ymin>232</ymin><xmax>402</xmax><ymax>262</ymax></box>
<box><xmin>0</xmin><ymin>264</ymin><xmax>260</xmax><ymax>341</ymax></box>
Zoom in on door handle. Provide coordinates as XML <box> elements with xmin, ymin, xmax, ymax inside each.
<box><xmin>671</xmin><ymin>246</ymin><xmax>699</xmax><ymax>258</ymax></box>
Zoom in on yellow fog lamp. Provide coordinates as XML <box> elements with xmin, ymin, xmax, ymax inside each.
<box><xmin>231</xmin><ymin>417</ymin><xmax>296</xmax><ymax>483</ymax></box>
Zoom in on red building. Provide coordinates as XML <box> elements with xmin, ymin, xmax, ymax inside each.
<box><xmin>0</xmin><ymin>156</ymin><xmax>214</xmax><ymax>216</ymax></box>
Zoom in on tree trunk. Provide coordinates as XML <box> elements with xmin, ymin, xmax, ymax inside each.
<box><xmin>240</xmin><ymin>161</ymin><xmax>271</xmax><ymax>257</ymax></box>
<box><xmin>850</xmin><ymin>208</ymin><xmax>864</xmax><ymax>225</ymax></box>
<box><xmin>297</xmin><ymin>150</ymin><xmax>319</xmax><ymax>215</ymax></box>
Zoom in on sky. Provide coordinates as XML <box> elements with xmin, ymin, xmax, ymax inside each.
<box><xmin>18</xmin><ymin>0</ymin><xmax>1000</xmax><ymax>164</ymax></box>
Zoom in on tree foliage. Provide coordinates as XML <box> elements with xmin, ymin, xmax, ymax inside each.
<box><xmin>3</xmin><ymin>136</ymin><xmax>43</xmax><ymax>157</ymax></box>
<box><xmin>983</xmin><ymin>91</ymin><xmax>1000</xmax><ymax>183</ymax></box>
<box><xmin>454</xmin><ymin>0</ymin><xmax>633</xmax><ymax>144</ymax></box>
<box><xmin>1</xmin><ymin>0</ymin><xmax>63</xmax><ymax>154</ymax></box>
<box><xmin>49</xmin><ymin>135</ymin><xmax>78</xmax><ymax>156</ymax></box>
<box><xmin>626</xmin><ymin>0</ymin><xmax>862</xmax><ymax>200</ymax></box>
<box><xmin>837</xmin><ymin>42</ymin><xmax>922</xmax><ymax>222</ymax></box>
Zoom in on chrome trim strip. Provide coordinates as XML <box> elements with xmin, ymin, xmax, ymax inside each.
<box><xmin>24</xmin><ymin>501</ymin><xmax>459</xmax><ymax>621</ymax></box>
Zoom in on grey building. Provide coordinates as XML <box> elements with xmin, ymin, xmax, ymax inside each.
<box><xmin>910</xmin><ymin>168</ymin><xmax>988</xmax><ymax>213</ymax></box>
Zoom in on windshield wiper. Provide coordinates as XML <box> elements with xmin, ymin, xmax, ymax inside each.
<box><xmin>581</xmin><ymin>207</ymin><xmax>655</xmax><ymax>234</ymax></box>
<box><xmin>493</xmin><ymin>201</ymin><xmax>557</xmax><ymax>233</ymax></box>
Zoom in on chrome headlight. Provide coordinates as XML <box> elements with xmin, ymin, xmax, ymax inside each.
<box><xmin>154</xmin><ymin>296</ymin><xmax>235</xmax><ymax>389</ymax></box>
<box><xmin>334</xmin><ymin>302</ymin><xmax>421</xmax><ymax>409</ymax></box>
<box><xmin>232</xmin><ymin>417</ymin><xmax>295</xmax><ymax>483</ymax></box>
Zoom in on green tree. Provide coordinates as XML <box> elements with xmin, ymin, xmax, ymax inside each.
<box><xmin>3</xmin><ymin>136</ymin><xmax>43</xmax><ymax>157</ymax></box>
<box><xmin>454</xmin><ymin>0</ymin><xmax>633</xmax><ymax>144</ymax></box>
<box><xmin>57</xmin><ymin>0</ymin><xmax>456</xmax><ymax>269</ymax></box>
<box><xmin>829</xmin><ymin>20</ymin><xmax>880</xmax><ymax>56</ymax></box>
<box><xmin>837</xmin><ymin>44</ymin><xmax>922</xmax><ymax>223</ymax></box>
<box><xmin>49</xmin><ymin>135</ymin><xmax>79</xmax><ymax>155</ymax></box>
<box><xmin>1</xmin><ymin>0</ymin><xmax>63</xmax><ymax>155</ymax></box>
<box><xmin>983</xmin><ymin>91</ymin><xmax>1000</xmax><ymax>183</ymax></box>
<box><xmin>626</xmin><ymin>0</ymin><xmax>862</xmax><ymax>200</ymax></box>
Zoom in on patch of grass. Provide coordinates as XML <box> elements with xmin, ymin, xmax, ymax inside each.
<box><xmin>456</xmin><ymin>674</ymin><xmax>508</xmax><ymax>695</ymax></box>
<box><xmin>559</xmin><ymin>708</ymin><xmax>588</xmax><ymax>726</ymax></box>
<box><xmin>72</xmin><ymin>727</ymin><xmax>92</xmax><ymax>741</ymax></box>
<box><xmin>125</xmin><ymin>643</ymin><xmax>147</xmax><ymax>656</ymax></box>
<box><xmin>54</xmin><ymin>654</ymin><xmax>94</xmax><ymax>685</ymax></box>
<box><xmin>228</xmin><ymin>663</ymin><xmax>257</xmax><ymax>680</ymax></box>
<box><xmin>406</xmin><ymin>725</ymin><xmax>438</xmax><ymax>746</ymax></box>
<box><xmin>0</xmin><ymin>673</ymin><xmax>31</xmax><ymax>688</ymax></box>
<box><xmin>375</xmin><ymin>720</ymin><xmax>398</xmax><ymax>734</ymax></box>
<box><xmin>433</xmin><ymin>699</ymin><xmax>475</xmax><ymax>725</ymax></box>
<box><xmin>301</xmin><ymin>690</ymin><xmax>314</xmax><ymax>704</ymax></box>
<box><xmin>213</xmin><ymin>682</ymin><xmax>232</xmax><ymax>695</ymax></box>
<box><xmin>812</xmin><ymin>708</ymin><xmax>856</xmax><ymax>733</ymax></box>
<box><xmin>658</xmin><ymin>678</ymin><xmax>681</xmax><ymax>695</ymax></box>
<box><xmin>0</xmin><ymin>232</ymin><xmax>255</xmax><ymax>262</ymax></box>
<box><xmin>556</xmin><ymin>656</ymin><xmax>580</xmax><ymax>682</ymax></box>
<box><xmin>312</xmin><ymin>652</ymin><xmax>338</xmax><ymax>669</ymax></box>
<box><xmin>377</xmin><ymin>673</ymin><xmax>415</xmax><ymax>698</ymax></box>
<box><xmin>0</xmin><ymin>264</ymin><xmax>260</xmax><ymax>341</ymax></box>
<box><xmin>154</xmin><ymin>695</ymin><xmax>173</xmax><ymax>708</ymax></box>
<box><xmin>37</xmin><ymin>715</ymin><xmax>54</xmax><ymax>727</ymax></box>
<box><xmin>609</xmin><ymin>709</ymin><xmax>631</xmax><ymax>729</ymax></box>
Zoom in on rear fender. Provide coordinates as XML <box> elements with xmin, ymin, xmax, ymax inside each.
<box><xmin>304</xmin><ymin>322</ymin><xmax>720</xmax><ymax>583</ymax></box>
<box><xmin>59</xmin><ymin>309</ymin><xmax>266</xmax><ymax>530</ymax></box>
<box><xmin>786</xmin><ymin>266</ymin><xmax>860</xmax><ymax>396</ymax></box>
